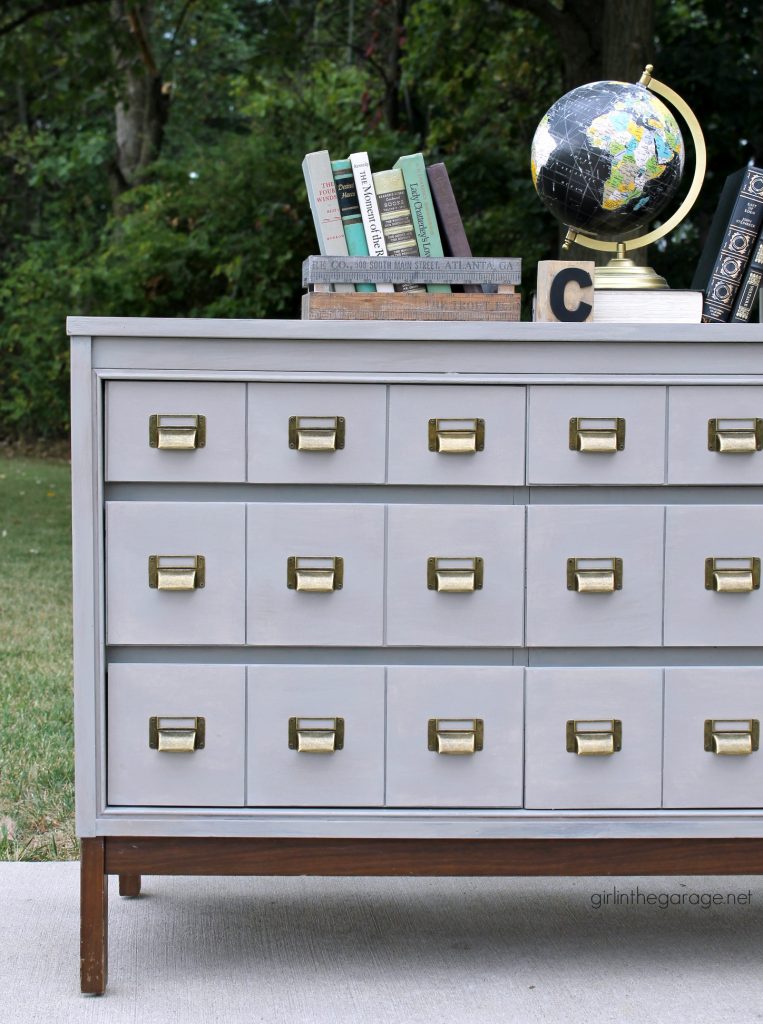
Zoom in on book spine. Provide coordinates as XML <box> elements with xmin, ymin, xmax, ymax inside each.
<box><xmin>301</xmin><ymin>151</ymin><xmax>354</xmax><ymax>293</ymax></box>
<box><xmin>371</xmin><ymin>169</ymin><xmax>425</xmax><ymax>293</ymax></box>
<box><xmin>426</xmin><ymin>162</ymin><xmax>481</xmax><ymax>294</ymax></box>
<box><xmin>702</xmin><ymin>166</ymin><xmax>763</xmax><ymax>322</ymax></box>
<box><xmin>731</xmin><ymin>233</ymin><xmax>763</xmax><ymax>322</ymax></box>
<box><xmin>330</xmin><ymin>159</ymin><xmax>375</xmax><ymax>293</ymax></box>
<box><xmin>393</xmin><ymin>154</ymin><xmax>450</xmax><ymax>294</ymax></box>
<box><xmin>349</xmin><ymin>152</ymin><xmax>394</xmax><ymax>293</ymax></box>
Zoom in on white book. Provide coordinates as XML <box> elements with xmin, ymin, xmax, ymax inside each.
<box><xmin>349</xmin><ymin>152</ymin><xmax>395</xmax><ymax>293</ymax></box>
<box><xmin>593</xmin><ymin>289</ymin><xmax>703</xmax><ymax>323</ymax></box>
<box><xmin>301</xmin><ymin>151</ymin><xmax>354</xmax><ymax>293</ymax></box>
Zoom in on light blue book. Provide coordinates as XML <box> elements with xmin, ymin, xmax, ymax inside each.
<box><xmin>331</xmin><ymin>158</ymin><xmax>375</xmax><ymax>293</ymax></box>
<box><xmin>393</xmin><ymin>153</ymin><xmax>451</xmax><ymax>294</ymax></box>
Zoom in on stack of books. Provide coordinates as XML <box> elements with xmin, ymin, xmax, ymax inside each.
<box><xmin>695</xmin><ymin>164</ymin><xmax>763</xmax><ymax>324</ymax></box>
<box><xmin>301</xmin><ymin>149</ymin><xmax>521</xmax><ymax>320</ymax></box>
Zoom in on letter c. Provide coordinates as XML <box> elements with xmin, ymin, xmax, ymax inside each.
<box><xmin>549</xmin><ymin>266</ymin><xmax>593</xmax><ymax>322</ymax></box>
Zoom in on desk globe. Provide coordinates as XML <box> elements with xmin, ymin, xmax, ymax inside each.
<box><xmin>531</xmin><ymin>65</ymin><xmax>705</xmax><ymax>288</ymax></box>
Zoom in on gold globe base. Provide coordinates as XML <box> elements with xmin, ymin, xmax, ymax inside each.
<box><xmin>594</xmin><ymin>246</ymin><xmax>668</xmax><ymax>290</ymax></box>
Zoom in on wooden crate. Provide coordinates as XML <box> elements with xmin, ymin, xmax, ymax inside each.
<box><xmin>302</xmin><ymin>290</ymin><xmax>521</xmax><ymax>321</ymax></box>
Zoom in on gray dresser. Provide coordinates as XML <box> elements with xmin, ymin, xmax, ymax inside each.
<box><xmin>69</xmin><ymin>317</ymin><xmax>763</xmax><ymax>992</ymax></box>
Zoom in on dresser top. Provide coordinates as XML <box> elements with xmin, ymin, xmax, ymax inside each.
<box><xmin>67</xmin><ymin>316</ymin><xmax>763</xmax><ymax>344</ymax></box>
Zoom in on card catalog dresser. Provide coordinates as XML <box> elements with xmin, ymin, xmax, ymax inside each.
<box><xmin>69</xmin><ymin>316</ymin><xmax>763</xmax><ymax>993</ymax></box>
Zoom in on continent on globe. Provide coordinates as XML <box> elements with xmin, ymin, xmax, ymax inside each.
<box><xmin>531</xmin><ymin>80</ymin><xmax>685</xmax><ymax>238</ymax></box>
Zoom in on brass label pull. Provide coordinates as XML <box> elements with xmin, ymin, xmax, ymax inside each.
<box><xmin>569</xmin><ymin>417</ymin><xmax>625</xmax><ymax>453</ymax></box>
<box><xmin>288</xmin><ymin>717</ymin><xmax>344</xmax><ymax>753</ymax></box>
<box><xmin>288</xmin><ymin>416</ymin><xmax>345</xmax><ymax>452</ymax></box>
<box><xmin>428</xmin><ymin>718</ymin><xmax>484</xmax><ymax>755</ymax></box>
<box><xmin>704</xmin><ymin>719</ymin><xmax>759</xmax><ymax>756</ymax></box>
<box><xmin>149</xmin><ymin>414</ymin><xmax>206</xmax><ymax>450</ymax></box>
<box><xmin>428</xmin><ymin>418</ymin><xmax>485</xmax><ymax>453</ymax></box>
<box><xmin>708</xmin><ymin>418</ymin><xmax>763</xmax><ymax>453</ymax></box>
<box><xmin>287</xmin><ymin>555</ymin><xmax>344</xmax><ymax>592</ymax></box>
<box><xmin>427</xmin><ymin>556</ymin><xmax>484</xmax><ymax>593</ymax></box>
<box><xmin>567</xmin><ymin>557</ymin><xmax>622</xmax><ymax>593</ymax></box>
<box><xmin>566</xmin><ymin>719</ymin><xmax>622</xmax><ymax>756</ymax></box>
<box><xmin>148</xmin><ymin>554</ymin><xmax>205</xmax><ymax>590</ymax></box>
<box><xmin>705</xmin><ymin>557</ymin><xmax>761</xmax><ymax>593</ymax></box>
<box><xmin>149</xmin><ymin>716</ymin><xmax>205</xmax><ymax>752</ymax></box>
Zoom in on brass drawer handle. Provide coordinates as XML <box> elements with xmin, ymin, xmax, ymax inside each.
<box><xmin>288</xmin><ymin>717</ymin><xmax>344</xmax><ymax>753</ymax></box>
<box><xmin>148</xmin><ymin>554</ymin><xmax>205</xmax><ymax>590</ymax></box>
<box><xmin>287</xmin><ymin>556</ymin><xmax>344</xmax><ymax>592</ymax></box>
<box><xmin>704</xmin><ymin>719</ymin><xmax>759</xmax><ymax>756</ymax></box>
<box><xmin>569</xmin><ymin>417</ymin><xmax>625</xmax><ymax>453</ymax></box>
<box><xmin>288</xmin><ymin>416</ymin><xmax>345</xmax><ymax>452</ymax></box>
<box><xmin>566</xmin><ymin>719</ymin><xmax>622</xmax><ymax>756</ymax></box>
<box><xmin>427</xmin><ymin>556</ymin><xmax>484</xmax><ymax>593</ymax></box>
<box><xmin>567</xmin><ymin>557</ymin><xmax>622</xmax><ymax>593</ymax></box>
<box><xmin>428</xmin><ymin>718</ymin><xmax>484</xmax><ymax>755</ymax></box>
<box><xmin>705</xmin><ymin>557</ymin><xmax>760</xmax><ymax>593</ymax></box>
<box><xmin>149</xmin><ymin>716</ymin><xmax>205</xmax><ymax>752</ymax></box>
<box><xmin>149</xmin><ymin>414</ymin><xmax>206</xmax><ymax>450</ymax></box>
<box><xmin>708</xmin><ymin>418</ymin><xmax>763</xmax><ymax>453</ymax></box>
<box><xmin>428</xmin><ymin>418</ymin><xmax>485</xmax><ymax>454</ymax></box>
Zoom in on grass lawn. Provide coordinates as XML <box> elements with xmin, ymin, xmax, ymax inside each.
<box><xmin>0</xmin><ymin>454</ymin><xmax>75</xmax><ymax>860</ymax></box>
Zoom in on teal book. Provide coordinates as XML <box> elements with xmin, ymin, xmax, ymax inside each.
<box><xmin>331</xmin><ymin>158</ymin><xmax>375</xmax><ymax>293</ymax></box>
<box><xmin>393</xmin><ymin>153</ymin><xmax>451</xmax><ymax>294</ymax></box>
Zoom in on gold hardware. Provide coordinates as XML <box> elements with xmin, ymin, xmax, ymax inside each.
<box><xmin>288</xmin><ymin>717</ymin><xmax>344</xmax><ymax>753</ymax></box>
<box><xmin>427</xmin><ymin>557</ymin><xmax>484</xmax><ymax>592</ymax></box>
<box><xmin>148</xmin><ymin>555</ymin><xmax>205</xmax><ymax>590</ymax></box>
<box><xmin>149</xmin><ymin>716</ymin><xmax>205</xmax><ymax>752</ymax></box>
<box><xmin>566</xmin><ymin>720</ymin><xmax>622</xmax><ymax>756</ymax></box>
<box><xmin>569</xmin><ymin>417</ymin><xmax>625</xmax><ymax>453</ymax></box>
<box><xmin>427</xmin><ymin>718</ymin><xmax>484</xmax><ymax>755</ymax></box>
<box><xmin>287</xmin><ymin>556</ymin><xmax>344</xmax><ymax>592</ymax></box>
<box><xmin>705</xmin><ymin>557</ymin><xmax>761</xmax><ymax>593</ymax></box>
<box><xmin>704</xmin><ymin>719</ymin><xmax>759</xmax><ymax>756</ymax></box>
<box><xmin>288</xmin><ymin>416</ymin><xmax>345</xmax><ymax>452</ymax></box>
<box><xmin>708</xmin><ymin>418</ymin><xmax>763</xmax><ymax>453</ymax></box>
<box><xmin>428</xmin><ymin>418</ymin><xmax>485</xmax><ymax>453</ymax></box>
<box><xmin>567</xmin><ymin>557</ymin><xmax>622</xmax><ymax>593</ymax></box>
<box><xmin>149</xmin><ymin>414</ymin><xmax>206</xmax><ymax>450</ymax></box>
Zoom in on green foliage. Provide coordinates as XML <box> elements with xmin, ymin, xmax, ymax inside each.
<box><xmin>0</xmin><ymin>1</ymin><xmax>762</xmax><ymax>440</ymax></box>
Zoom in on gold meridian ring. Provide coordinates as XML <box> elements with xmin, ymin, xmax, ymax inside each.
<box><xmin>571</xmin><ymin>71</ymin><xmax>707</xmax><ymax>253</ymax></box>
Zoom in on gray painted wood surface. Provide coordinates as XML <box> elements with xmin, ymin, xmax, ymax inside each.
<box><xmin>67</xmin><ymin>318</ymin><xmax>763</xmax><ymax>838</ymax></box>
<box><xmin>107</xmin><ymin>663</ymin><xmax>246</xmax><ymax>806</ymax></box>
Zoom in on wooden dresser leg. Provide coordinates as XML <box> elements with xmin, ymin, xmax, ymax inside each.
<box><xmin>118</xmin><ymin>874</ymin><xmax>141</xmax><ymax>898</ymax></box>
<box><xmin>80</xmin><ymin>838</ymin><xmax>107</xmax><ymax>995</ymax></box>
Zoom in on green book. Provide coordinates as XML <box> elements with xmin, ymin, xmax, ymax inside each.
<box><xmin>393</xmin><ymin>153</ymin><xmax>451</xmax><ymax>294</ymax></box>
<box><xmin>331</xmin><ymin>158</ymin><xmax>375</xmax><ymax>293</ymax></box>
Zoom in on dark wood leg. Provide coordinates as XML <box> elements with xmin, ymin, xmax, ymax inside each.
<box><xmin>80</xmin><ymin>838</ymin><xmax>107</xmax><ymax>995</ymax></box>
<box><xmin>118</xmin><ymin>874</ymin><xmax>141</xmax><ymax>898</ymax></box>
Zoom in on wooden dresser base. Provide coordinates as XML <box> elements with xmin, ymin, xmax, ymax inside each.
<box><xmin>80</xmin><ymin>835</ymin><xmax>763</xmax><ymax>994</ymax></box>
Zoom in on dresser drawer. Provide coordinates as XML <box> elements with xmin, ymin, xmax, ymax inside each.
<box><xmin>664</xmin><ymin>668</ymin><xmax>763</xmax><ymax>808</ymax></box>
<box><xmin>664</xmin><ymin>505</ymin><xmax>763</xmax><ymax>646</ymax></box>
<box><xmin>248</xmin><ymin>383</ymin><xmax>386</xmax><ymax>483</ymax></box>
<box><xmin>525</xmin><ymin>505</ymin><xmax>664</xmax><ymax>647</ymax></box>
<box><xmin>246</xmin><ymin>503</ymin><xmax>385</xmax><ymax>645</ymax></box>
<box><xmin>247</xmin><ymin>666</ymin><xmax>385</xmax><ymax>807</ymax></box>
<box><xmin>386</xmin><ymin>666</ymin><xmax>524</xmax><ymax>807</ymax></box>
<box><xmin>387</xmin><ymin>385</ymin><xmax>525</xmax><ymax>485</ymax></box>
<box><xmin>524</xmin><ymin>668</ymin><xmax>663</xmax><ymax>809</ymax></box>
<box><xmin>385</xmin><ymin>504</ymin><xmax>525</xmax><ymax>646</ymax></box>
<box><xmin>107</xmin><ymin>663</ymin><xmax>246</xmax><ymax>807</ymax></box>
<box><xmin>528</xmin><ymin>385</ymin><xmax>666</xmax><ymax>485</ymax></box>
<box><xmin>105</xmin><ymin>381</ymin><xmax>247</xmax><ymax>482</ymax></box>
<box><xmin>105</xmin><ymin>501</ymin><xmax>246</xmax><ymax>645</ymax></box>
<box><xmin>667</xmin><ymin>386</ymin><xmax>763</xmax><ymax>484</ymax></box>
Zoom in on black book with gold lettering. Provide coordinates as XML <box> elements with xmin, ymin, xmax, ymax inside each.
<box><xmin>702</xmin><ymin>166</ymin><xmax>763</xmax><ymax>323</ymax></box>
